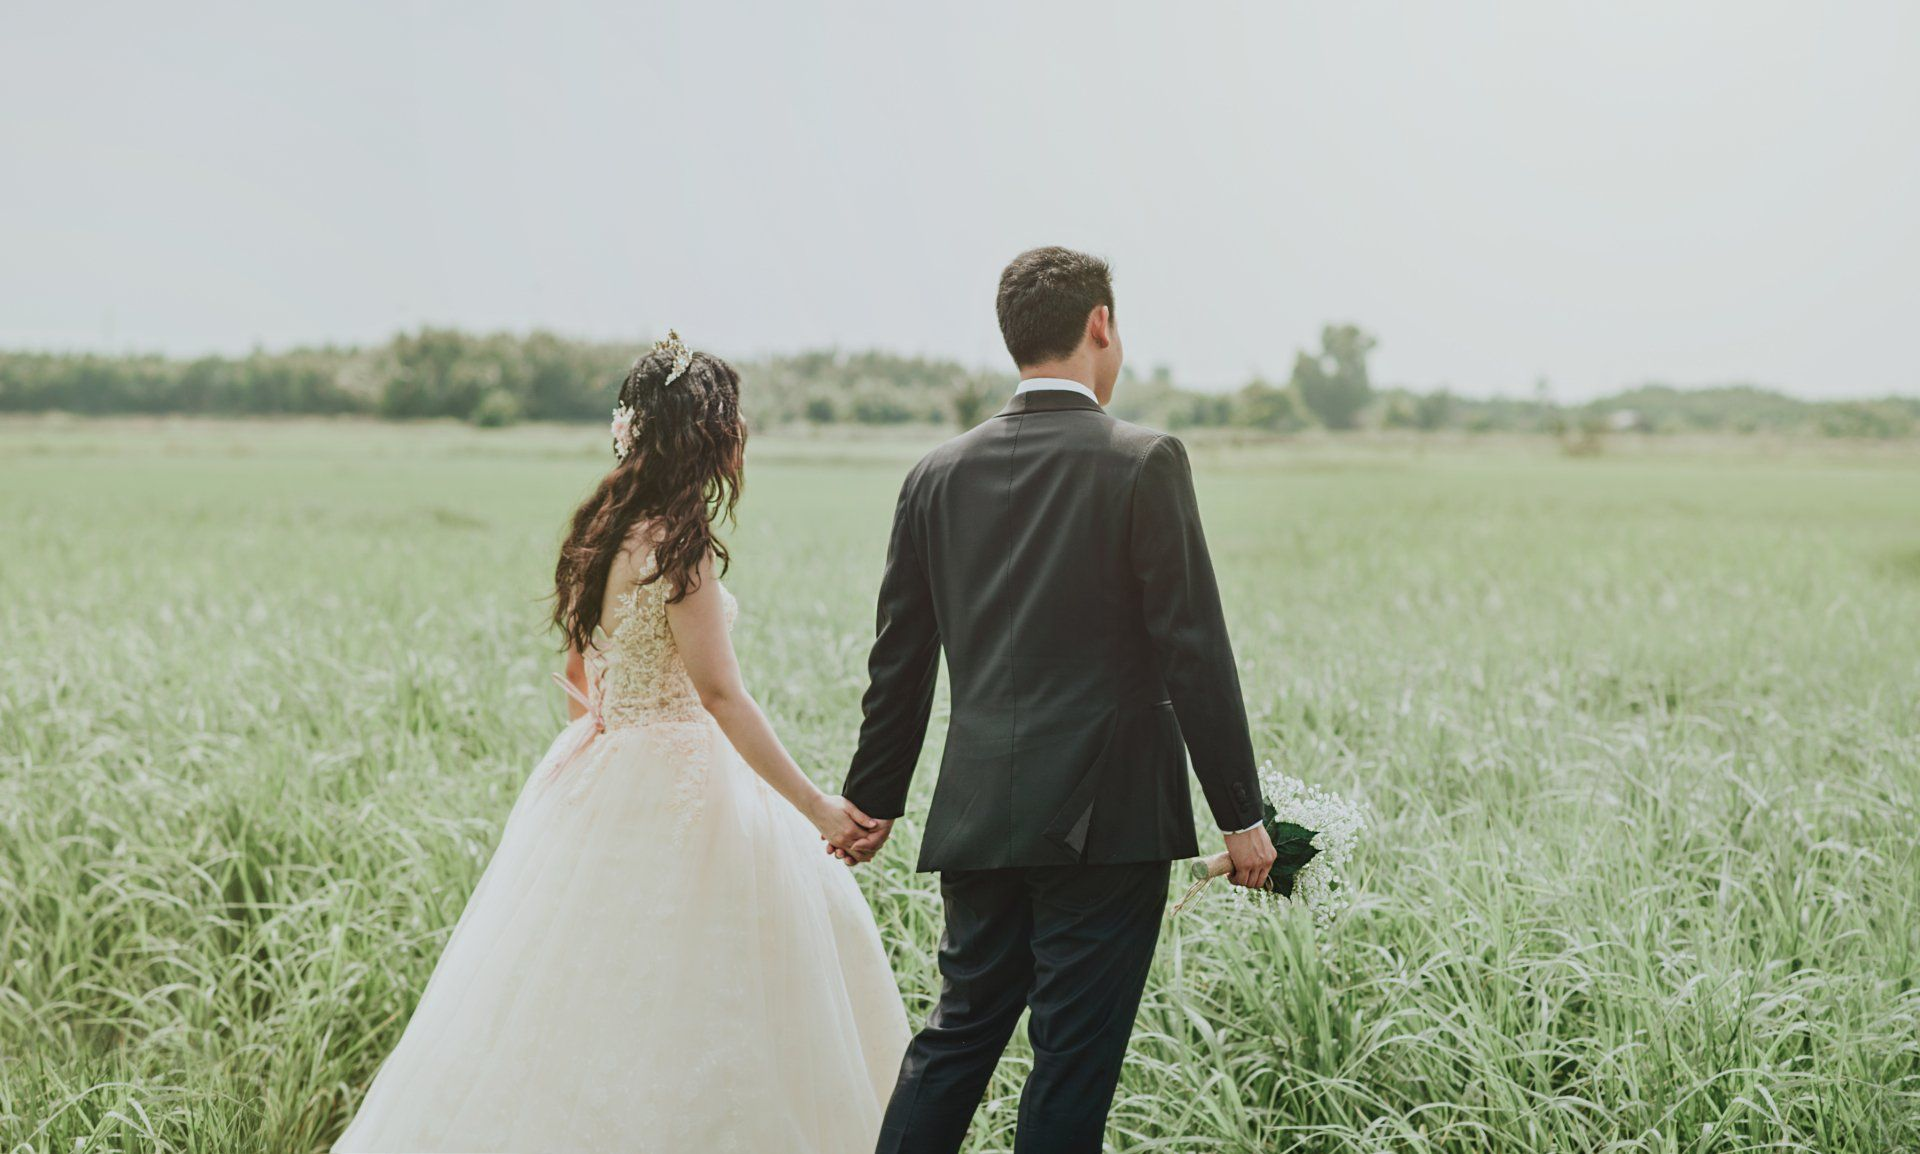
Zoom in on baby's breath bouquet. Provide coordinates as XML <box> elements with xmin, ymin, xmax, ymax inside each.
<box><xmin>1174</xmin><ymin>763</ymin><xmax>1364</xmax><ymax>928</ymax></box>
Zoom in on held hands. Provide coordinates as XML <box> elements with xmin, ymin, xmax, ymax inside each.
<box><xmin>827</xmin><ymin>817</ymin><xmax>893</xmax><ymax>866</ymax></box>
<box><xmin>1222</xmin><ymin>822</ymin><xmax>1278</xmax><ymax>890</ymax></box>
<box><xmin>808</xmin><ymin>794</ymin><xmax>889</xmax><ymax>865</ymax></box>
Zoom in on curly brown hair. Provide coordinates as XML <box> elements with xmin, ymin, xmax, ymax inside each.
<box><xmin>551</xmin><ymin>345</ymin><xmax>745</xmax><ymax>653</ymax></box>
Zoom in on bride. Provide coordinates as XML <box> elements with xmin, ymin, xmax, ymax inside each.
<box><xmin>334</xmin><ymin>333</ymin><xmax>910</xmax><ymax>1152</ymax></box>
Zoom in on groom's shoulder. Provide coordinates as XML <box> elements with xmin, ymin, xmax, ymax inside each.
<box><xmin>943</xmin><ymin>407</ymin><xmax>1166</xmax><ymax>453</ymax></box>
<box><xmin>1103</xmin><ymin>413</ymin><xmax>1174</xmax><ymax>454</ymax></box>
<box><xmin>912</xmin><ymin>416</ymin><xmax>1009</xmax><ymax>473</ymax></box>
<box><xmin>910</xmin><ymin>427</ymin><xmax>976</xmax><ymax>475</ymax></box>
<box><xmin>1083</xmin><ymin>412</ymin><xmax>1180</xmax><ymax>472</ymax></box>
<box><xmin>908</xmin><ymin>409</ymin><xmax>1175</xmax><ymax>481</ymax></box>
<box><xmin>895</xmin><ymin>430</ymin><xmax>971</xmax><ymax>499</ymax></box>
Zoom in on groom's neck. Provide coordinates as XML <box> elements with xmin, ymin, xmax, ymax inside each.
<box><xmin>1017</xmin><ymin>357</ymin><xmax>1102</xmax><ymax>401</ymax></box>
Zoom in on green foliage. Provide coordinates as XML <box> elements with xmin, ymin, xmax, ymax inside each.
<box><xmin>1415</xmin><ymin>388</ymin><xmax>1454</xmax><ymax>430</ymax></box>
<box><xmin>1</xmin><ymin>329</ymin><xmax>1915</xmax><ymax>439</ymax></box>
<box><xmin>1263</xmin><ymin>820</ymin><xmax>1318</xmax><ymax>899</ymax></box>
<box><xmin>1290</xmin><ymin>323</ymin><xmax>1378</xmax><ymax>431</ymax></box>
<box><xmin>950</xmin><ymin>377</ymin><xmax>998</xmax><ymax>430</ymax></box>
<box><xmin>1233</xmin><ymin>379</ymin><xmax>1306</xmax><ymax>432</ymax></box>
<box><xmin>1819</xmin><ymin>400</ymin><xmax>1917</xmax><ymax>439</ymax></box>
<box><xmin>0</xmin><ymin>348</ymin><xmax>370</xmax><ymax>415</ymax></box>
<box><xmin>1560</xmin><ymin>407</ymin><xmax>1610</xmax><ymax>457</ymax></box>
<box><xmin>470</xmin><ymin>389</ymin><xmax>524</xmax><ymax>428</ymax></box>
<box><xmin>1103</xmin><ymin>365</ymin><xmax>1178</xmax><ymax>427</ymax></box>
<box><xmin>1175</xmin><ymin>393</ymin><xmax>1235</xmax><ymax>429</ymax></box>
<box><xmin>1379</xmin><ymin>390</ymin><xmax>1456</xmax><ymax>431</ymax></box>
<box><xmin>848</xmin><ymin>385</ymin><xmax>917</xmax><ymax>424</ymax></box>
<box><xmin>1591</xmin><ymin>383</ymin><xmax>1819</xmax><ymax>435</ymax></box>
<box><xmin>755</xmin><ymin>350</ymin><xmax>979</xmax><ymax>428</ymax></box>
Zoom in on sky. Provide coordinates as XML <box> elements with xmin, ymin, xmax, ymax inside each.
<box><xmin>3</xmin><ymin>1</ymin><xmax>1916</xmax><ymax>400</ymax></box>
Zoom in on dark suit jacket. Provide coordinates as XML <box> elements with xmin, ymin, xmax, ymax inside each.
<box><xmin>842</xmin><ymin>388</ymin><xmax>1264</xmax><ymax>872</ymax></box>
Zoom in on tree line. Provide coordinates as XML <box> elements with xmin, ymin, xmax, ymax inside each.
<box><xmin>1</xmin><ymin>325</ymin><xmax>1913</xmax><ymax>438</ymax></box>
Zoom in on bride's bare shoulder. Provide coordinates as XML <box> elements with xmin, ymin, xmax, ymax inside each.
<box><xmin>597</xmin><ymin>520</ymin><xmax>665</xmax><ymax>622</ymax></box>
<box><xmin>615</xmin><ymin>519</ymin><xmax>666</xmax><ymax>573</ymax></box>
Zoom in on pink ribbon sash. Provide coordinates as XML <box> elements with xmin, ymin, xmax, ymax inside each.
<box><xmin>547</xmin><ymin>671</ymin><xmax>605</xmax><ymax>782</ymax></box>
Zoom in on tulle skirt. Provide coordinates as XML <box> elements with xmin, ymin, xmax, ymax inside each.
<box><xmin>333</xmin><ymin>714</ymin><xmax>911</xmax><ymax>1153</ymax></box>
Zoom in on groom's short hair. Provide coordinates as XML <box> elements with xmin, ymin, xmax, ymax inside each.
<box><xmin>996</xmin><ymin>247</ymin><xmax>1114</xmax><ymax>368</ymax></box>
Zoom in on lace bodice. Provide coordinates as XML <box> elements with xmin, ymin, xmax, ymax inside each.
<box><xmin>586</xmin><ymin>566</ymin><xmax>738</xmax><ymax>731</ymax></box>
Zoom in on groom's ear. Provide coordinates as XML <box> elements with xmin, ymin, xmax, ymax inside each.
<box><xmin>1088</xmin><ymin>305</ymin><xmax>1114</xmax><ymax>349</ymax></box>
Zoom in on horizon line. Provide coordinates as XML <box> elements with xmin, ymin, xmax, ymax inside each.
<box><xmin>1</xmin><ymin>327</ymin><xmax>1914</xmax><ymax>406</ymax></box>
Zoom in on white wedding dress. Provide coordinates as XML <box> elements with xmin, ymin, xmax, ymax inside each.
<box><xmin>334</xmin><ymin>569</ymin><xmax>910</xmax><ymax>1153</ymax></box>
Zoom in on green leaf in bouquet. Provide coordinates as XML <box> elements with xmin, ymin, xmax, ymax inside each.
<box><xmin>1264</xmin><ymin>817</ymin><xmax>1320</xmax><ymax>899</ymax></box>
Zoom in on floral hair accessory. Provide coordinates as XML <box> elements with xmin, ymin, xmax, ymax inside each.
<box><xmin>610</xmin><ymin>403</ymin><xmax>637</xmax><ymax>461</ymax></box>
<box><xmin>610</xmin><ymin>329</ymin><xmax>693</xmax><ymax>460</ymax></box>
<box><xmin>652</xmin><ymin>329</ymin><xmax>693</xmax><ymax>388</ymax></box>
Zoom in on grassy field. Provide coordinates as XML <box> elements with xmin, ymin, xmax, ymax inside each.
<box><xmin>2</xmin><ymin>418</ymin><xmax>1918</xmax><ymax>1153</ymax></box>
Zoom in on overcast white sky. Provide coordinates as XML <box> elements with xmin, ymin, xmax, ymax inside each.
<box><xmin>3</xmin><ymin>1</ymin><xmax>1916</xmax><ymax>398</ymax></box>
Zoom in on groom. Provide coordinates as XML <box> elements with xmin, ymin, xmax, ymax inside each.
<box><xmin>838</xmin><ymin>246</ymin><xmax>1278</xmax><ymax>1154</ymax></box>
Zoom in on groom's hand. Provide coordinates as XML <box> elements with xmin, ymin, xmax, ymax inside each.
<box><xmin>850</xmin><ymin>817</ymin><xmax>893</xmax><ymax>859</ymax></box>
<box><xmin>826</xmin><ymin>817</ymin><xmax>895</xmax><ymax>866</ymax></box>
<box><xmin>1222</xmin><ymin>823</ymin><xmax>1278</xmax><ymax>890</ymax></box>
<box><xmin>810</xmin><ymin>794</ymin><xmax>880</xmax><ymax>858</ymax></box>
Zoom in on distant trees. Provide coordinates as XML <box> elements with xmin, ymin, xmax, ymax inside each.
<box><xmin>2</xmin><ymin>325</ymin><xmax>1914</xmax><ymax>439</ymax></box>
<box><xmin>950</xmin><ymin>377</ymin><xmax>998</xmax><ymax>429</ymax></box>
<box><xmin>1817</xmin><ymin>401</ymin><xmax>1916</xmax><ymax>439</ymax></box>
<box><xmin>1415</xmin><ymin>389</ymin><xmax>1453</xmax><ymax>431</ymax></box>
<box><xmin>469</xmin><ymin>388</ymin><xmax>524</xmax><ymax>428</ymax></box>
<box><xmin>1233</xmin><ymin>380</ymin><xmax>1305</xmax><ymax>432</ymax></box>
<box><xmin>1290</xmin><ymin>324</ymin><xmax>1377</xmax><ymax>430</ymax></box>
<box><xmin>0</xmin><ymin>349</ymin><xmax>371</xmax><ymax>415</ymax></box>
<box><xmin>381</xmin><ymin>329</ymin><xmax>500</xmax><ymax>418</ymax></box>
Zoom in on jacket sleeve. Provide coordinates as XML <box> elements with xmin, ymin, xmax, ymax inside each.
<box><xmin>1129</xmin><ymin>434</ymin><xmax>1264</xmax><ymax>833</ymax></box>
<box><xmin>842</xmin><ymin>467</ymin><xmax>941</xmax><ymax>819</ymax></box>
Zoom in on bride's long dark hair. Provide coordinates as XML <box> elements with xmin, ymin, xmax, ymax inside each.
<box><xmin>551</xmin><ymin>344</ymin><xmax>745</xmax><ymax>653</ymax></box>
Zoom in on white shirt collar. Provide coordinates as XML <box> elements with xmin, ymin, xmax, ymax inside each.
<box><xmin>1014</xmin><ymin>377</ymin><xmax>1100</xmax><ymax>404</ymax></box>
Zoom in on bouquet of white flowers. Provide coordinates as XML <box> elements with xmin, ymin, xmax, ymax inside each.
<box><xmin>1173</xmin><ymin>763</ymin><xmax>1365</xmax><ymax>928</ymax></box>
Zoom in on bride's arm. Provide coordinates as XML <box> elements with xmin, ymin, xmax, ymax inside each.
<box><xmin>666</xmin><ymin>554</ymin><xmax>878</xmax><ymax>853</ymax></box>
<box><xmin>562</xmin><ymin>647</ymin><xmax>589</xmax><ymax>720</ymax></box>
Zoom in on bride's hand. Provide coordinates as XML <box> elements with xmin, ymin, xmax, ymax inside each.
<box><xmin>828</xmin><ymin>817</ymin><xmax>893</xmax><ymax>866</ymax></box>
<box><xmin>808</xmin><ymin>794</ymin><xmax>879</xmax><ymax>853</ymax></box>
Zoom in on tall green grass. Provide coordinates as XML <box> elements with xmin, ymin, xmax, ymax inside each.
<box><xmin>2</xmin><ymin>420</ymin><xmax>1917</xmax><ymax>1152</ymax></box>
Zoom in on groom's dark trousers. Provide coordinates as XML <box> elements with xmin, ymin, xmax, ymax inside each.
<box><xmin>876</xmin><ymin>861</ymin><xmax>1169</xmax><ymax>1154</ymax></box>
<box><xmin>845</xmin><ymin>389</ymin><xmax>1264</xmax><ymax>1154</ymax></box>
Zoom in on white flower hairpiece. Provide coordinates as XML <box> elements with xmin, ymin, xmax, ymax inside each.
<box><xmin>610</xmin><ymin>329</ymin><xmax>694</xmax><ymax>461</ymax></box>
<box><xmin>652</xmin><ymin>328</ymin><xmax>693</xmax><ymax>388</ymax></box>
<box><xmin>610</xmin><ymin>403</ymin><xmax>637</xmax><ymax>461</ymax></box>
